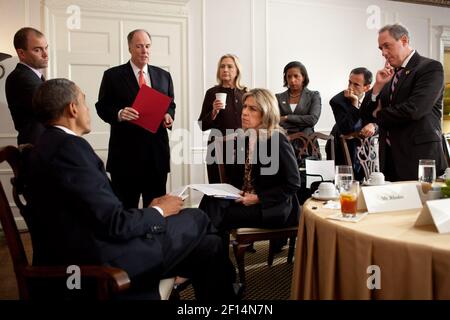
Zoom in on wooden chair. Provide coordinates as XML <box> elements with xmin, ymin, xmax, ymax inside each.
<box><xmin>287</xmin><ymin>132</ymin><xmax>335</xmax><ymax>202</ymax></box>
<box><xmin>340</xmin><ymin>132</ymin><xmax>379</xmax><ymax>180</ymax></box>
<box><xmin>213</xmin><ymin>135</ymin><xmax>298</xmax><ymax>286</ymax></box>
<box><xmin>0</xmin><ymin>145</ymin><xmax>174</xmax><ymax>300</ymax></box>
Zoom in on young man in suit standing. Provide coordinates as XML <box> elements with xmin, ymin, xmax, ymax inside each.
<box><xmin>96</xmin><ymin>29</ymin><xmax>175</xmax><ymax>208</ymax></box>
<box><xmin>360</xmin><ymin>24</ymin><xmax>446</xmax><ymax>181</ymax></box>
<box><xmin>26</xmin><ymin>78</ymin><xmax>236</xmax><ymax>300</ymax></box>
<box><xmin>5</xmin><ymin>27</ymin><xmax>48</xmax><ymax>145</ymax></box>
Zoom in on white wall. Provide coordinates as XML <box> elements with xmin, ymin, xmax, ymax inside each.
<box><xmin>187</xmin><ymin>0</ymin><xmax>450</xmax><ymax>136</ymax></box>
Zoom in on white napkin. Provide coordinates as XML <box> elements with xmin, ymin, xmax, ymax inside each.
<box><xmin>326</xmin><ymin>212</ymin><xmax>369</xmax><ymax>223</ymax></box>
<box><xmin>323</xmin><ymin>200</ymin><xmax>341</xmax><ymax>209</ymax></box>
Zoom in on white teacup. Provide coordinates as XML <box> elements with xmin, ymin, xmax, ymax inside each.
<box><xmin>316</xmin><ymin>182</ymin><xmax>337</xmax><ymax>197</ymax></box>
<box><xmin>368</xmin><ymin>172</ymin><xmax>385</xmax><ymax>185</ymax></box>
<box><xmin>445</xmin><ymin>168</ymin><xmax>450</xmax><ymax>180</ymax></box>
<box><xmin>215</xmin><ymin>92</ymin><xmax>227</xmax><ymax>109</ymax></box>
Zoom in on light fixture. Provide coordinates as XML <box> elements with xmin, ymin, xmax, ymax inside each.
<box><xmin>0</xmin><ymin>52</ymin><xmax>12</xmax><ymax>79</ymax></box>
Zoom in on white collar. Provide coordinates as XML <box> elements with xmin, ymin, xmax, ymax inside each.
<box><xmin>130</xmin><ymin>60</ymin><xmax>148</xmax><ymax>76</ymax></box>
<box><xmin>401</xmin><ymin>50</ymin><xmax>415</xmax><ymax>68</ymax></box>
<box><xmin>53</xmin><ymin>125</ymin><xmax>78</xmax><ymax>136</ymax></box>
<box><xmin>19</xmin><ymin>62</ymin><xmax>43</xmax><ymax>79</ymax></box>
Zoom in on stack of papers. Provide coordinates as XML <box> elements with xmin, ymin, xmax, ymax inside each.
<box><xmin>169</xmin><ymin>183</ymin><xmax>242</xmax><ymax>200</ymax></box>
<box><xmin>189</xmin><ymin>184</ymin><xmax>242</xmax><ymax>199</ymax></box>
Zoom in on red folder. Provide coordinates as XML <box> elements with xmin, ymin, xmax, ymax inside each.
<box><xmin>130</xmin><ymin>85</ymin><xmax>173</xmax><ymax>133</ymax></box>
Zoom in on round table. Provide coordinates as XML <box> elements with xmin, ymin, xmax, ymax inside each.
<box><xmin>291</xmin><ymin>198</ymin><xmax>450</xmax><ymax>299</ymax></box>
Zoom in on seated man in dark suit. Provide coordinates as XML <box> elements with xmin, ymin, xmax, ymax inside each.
<box><xmin>326</xmin><ymin>67</ymin><xmax>377</xmax><ymax>181</ymax></box>
<box><xmin>24</xmin><ymin>78</ymin><xmax>236</xmax><ymax>300</ymax></box>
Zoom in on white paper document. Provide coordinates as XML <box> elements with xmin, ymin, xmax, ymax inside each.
<box><xmin>415</xmin><ymin>198</ymin><xmax>450</xmax><ymax>234</ymax></box>
<box><xmin>188</xmin><ymin>183</ymin><xmax>242</xmax><ymax>199</ymax></box>
<box><xmin>305</xmin><ymin>159</ymin><xmax>335</xmax><ymax>188</ymax></box>
<box><xmin>361</xmin><ymin>182</ymin><xmax>422</xmax><ymax>213</ymax></box>
<box><xmin>169</xmin><ymin>185</ymin><xmax>189</xmax><ymax>200</ymax></box>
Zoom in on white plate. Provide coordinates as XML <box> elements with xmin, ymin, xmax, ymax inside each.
<box><xmin>311</xmin><ymin>192</ymin><xmax>339</xmax><ymax>201</ymax></box>
<box><xmin>362</xmin><ymin>181</ymin><xmax>391</xmax><ymax>186</ymax></box>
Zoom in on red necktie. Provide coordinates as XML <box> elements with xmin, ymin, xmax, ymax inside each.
<box><xmin>138</xmin><ymin>70</ymin><xmax>145</xmax><ymax>87</ymax></box>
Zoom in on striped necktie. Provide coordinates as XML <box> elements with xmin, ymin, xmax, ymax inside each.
<box><xmin>389</xmin><ymin>68</ymin><xmax>404</xmax><ymax>103</ymax></box>
<box><xmin>386</xmin><ymin>68</ymin><xmax>404</xmax><ymax>147</ymax></box>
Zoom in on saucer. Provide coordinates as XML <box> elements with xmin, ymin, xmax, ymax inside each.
<box><xmin>363</xmin><ymin>180</ymin><xmax>391</xmax><ymax>186</ymax></box>
<box><xmin>312</xmin><ymin>191</ymin><xmax>339</xmax><ymax>201</ymax></box>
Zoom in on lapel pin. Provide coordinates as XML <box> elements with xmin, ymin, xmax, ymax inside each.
<box><xmin>405</xmin><ymin>70</ymin><xmax>410</xmax><ymax>75</ymax></box>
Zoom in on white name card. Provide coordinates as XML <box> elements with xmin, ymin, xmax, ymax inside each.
<box><xmin>361</xmin><ymin>182</ymin><xmax>422</xmax><ymax>213</ymax></box>
<box><xmin>415</xmin><ymin>198</ymin><xmax>450</xmax><ymax>234</ymax></box>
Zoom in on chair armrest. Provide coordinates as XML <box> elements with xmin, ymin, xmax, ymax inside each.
<box><xmin>22</xmin><ymin>265</ymin><xmax>131</xmax><ymax>293</ymax></box>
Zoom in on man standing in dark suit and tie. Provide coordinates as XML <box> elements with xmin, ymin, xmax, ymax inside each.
<box><xmin>26</xmin><ymin>78</ymin><xmax>236</xmax><ymax>300</ymax></box>
<box><xmin>361</xmin><ymin>24</ymin><xmax>446</xmax><ymax>181</ymax></box>
<box><xmin>96</xmin><ymin>29</ymin><xmax>175</xmax><ymax>208</ymax></box>
<box><xmin>5</xmin><ymin>27</ymin><xmax>47</xmax><ymax>145</ymax></box>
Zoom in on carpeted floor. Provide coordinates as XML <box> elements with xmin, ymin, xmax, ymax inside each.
<box><xmin>180</xmin><ymin>240</ymin><xmax>293</xmax><ymax>300</ymax></box>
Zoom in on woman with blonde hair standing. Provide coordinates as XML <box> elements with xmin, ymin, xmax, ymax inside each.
<box><xmin>198</xmin><ymin>54</ymin><xmax>247</xmax><ymax>183</ymax></box>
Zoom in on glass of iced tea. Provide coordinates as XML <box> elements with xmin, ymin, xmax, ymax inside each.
<box><xmin>339</xmin><ymin>180</ymin><xmax>360</xmax><ymax>218</ymax></box>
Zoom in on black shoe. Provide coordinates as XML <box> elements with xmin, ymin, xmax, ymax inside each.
<box><xmin>245</xmin><ymin>243</ymin><xmax>256</xmax><ymax>253</ymax></box>
<box><xmin>271</xmin><ymin>238</ymin><xmax>287</xmax><ymax>254</ymax></box>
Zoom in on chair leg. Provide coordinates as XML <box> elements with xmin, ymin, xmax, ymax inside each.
<box><xmin>233</xmin><ymin>242</ymin><xmax>250</xmax><ymax>285</ymax></box>
<box><xmin>287</xmin><ymin>236</ymin><xmax>296</xmax><ymax>263</ymax></box>
<box><xmin>268</xmin><ymin>240</ymin><xmax>275</xmax><ymax>266</ymax></box>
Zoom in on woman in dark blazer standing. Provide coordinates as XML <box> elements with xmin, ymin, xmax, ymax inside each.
<box><xmin>198</xmin><ymin>54</ymin><xmax>248</xmax><ymax>183</ymax></box>
<box><xmin>276</xmin><ymin>61</ymin><xmax>321</xmax><ymax>135</ymax></box>
<box><xmin>199</xmin><ymin>88</ymin><xmax>301</xmax><ymax>257</ymax></box>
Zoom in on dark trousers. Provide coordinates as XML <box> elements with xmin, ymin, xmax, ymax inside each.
<box><xmin>110</xmin><ymin>172</ymin><xmax>167</xmax><ymax>208</ymax></box>
<box><xmin>122</xmin><ymin>208</ymin><xmax>236</xmax><ymax>301</ymax></box>
<box><xmin>383</xmin><ymin>144</ymin><xmax>398</xmax><ymax>182</ymax></box>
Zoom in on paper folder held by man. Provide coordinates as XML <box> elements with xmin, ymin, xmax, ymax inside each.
<box><xmin>130</xmin><ymin>84</ymin><xmax>173</xmax><ymax>133</ymax></box>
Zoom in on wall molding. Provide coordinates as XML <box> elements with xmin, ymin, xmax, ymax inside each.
<box><xmin>43</xmin><ymin>0</ymin><xmax>188</xmax><ymax>17</ymax></box>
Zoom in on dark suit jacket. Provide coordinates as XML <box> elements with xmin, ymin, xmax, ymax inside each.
<box><xmin>95</xmin><ymin>62</ymin><xmax>176</xmax><ymax>177</ymax></box>
<box><xmin>5</xmin><ymin>63</ymin><xmax>45</xmax><ymax>145</ymax></box>
<box><xmin>327</xmin><ymin>91</ymin><xmax>369</xmax><ymax>171</ymax></box>
<box><xmin>276</xmin><ymin>88</ymin><xmax>321</xmax><ymax>135</ymax></box>
<box><xmin>24</xmin><ymin>127</ymin><xmax>226</xmax><ymax>299</ymax></box>
<box><xmin>360</xmin><ymin>52</ymin><xmax>446</xmax><ymax>180</ymax></box>
<box><xmin>228</xmin><ymin>131</ymin><xmax>301</xmax><ymax>226</ymax></box>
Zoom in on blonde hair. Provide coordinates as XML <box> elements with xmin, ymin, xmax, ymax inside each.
<box><xmin>216</xmin><ymin>54</ymin><xmax>246</xmax><ymax>90</ymax></box>
<box><xmin>242</xmin><ymin>88</ymin><xmax>281</xmax><ymax>136</ymax></box>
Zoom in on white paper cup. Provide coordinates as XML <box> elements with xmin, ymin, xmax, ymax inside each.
<box><xmin>215</xmin><ymin>92</ymin><xmax>227</xmax><ymax>109</ymax></box>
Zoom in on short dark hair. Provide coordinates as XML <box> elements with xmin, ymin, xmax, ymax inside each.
<box><xmin>379</xmin><ymin>24</ymin><xmax>409</xmax><ymax>41</ymax></box>
<box><xmin>33</xmin><ymin>79</ymin><xmax>79</xmax><ymax>125</ymax></box>
<box><xmin>127</xmin><ymin>29</ymin><xmax>152</xmax><ymax>46</ymax></box>
<box><xmin>13</xmin><ymin>27</ymin><xmax>44</xmax><ymax>50</ymax></box>
<box><xmin>283</xmin><ymin>61</ymin><xmax>309</xmax><ymax>88</ymax></box>
<box><xmin>350</xmin><ymin>67</ymin><xmax>373</xmax><ymax>85</ymax></box>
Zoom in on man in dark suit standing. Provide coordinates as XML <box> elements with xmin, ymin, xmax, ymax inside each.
<box><xmin>26</xmin><ymin>78</ymin><xmax>236</xmax><ymax>300</ymax></box>
<box><xmin>327</xmin><ymin>67</ymin><xmax>377</xmax><ymax>181</ymax></box>
<box><xmin>5</xmin><ymin>27</ymin><xmax>47</xmax><ymax>145</ymax></box>
<box><xmin>96</xmin><ymin>29</ymin><xmax>175</xmax><ymax>208</ymax></box>
<box><xmin>360</xmin><ymin>24</ymin><xmax>446</xmax><ymax>181</ymax></box>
